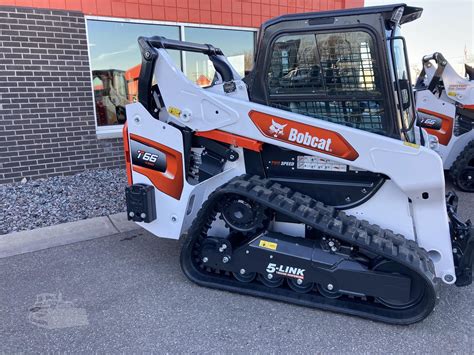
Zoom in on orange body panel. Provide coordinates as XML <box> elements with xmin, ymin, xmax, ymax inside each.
<box><xmin>249</xmin><ymin>111</ymin><xmax>359</xmax><ymax>161</ymax></box>
<box><xmin>417</xmin><ymin>108</ymin><xmax>453</xmax><ymax>146</ymax></box>
<box><xmin>129</xmin><ymin>133</ymin><xmax>184</xmax><ymax>200</ymax></box>
<box><xmin>125</xmin><ymin>64</ymin><xmax>141</xmax><ymax>102</ymax></box>
<box><xmin>195</xmin><ymin>130</ymin><xmax>263</xmax><ymax>152</ymax></box>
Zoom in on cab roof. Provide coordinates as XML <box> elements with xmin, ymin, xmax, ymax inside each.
<box><xmin>261</xmin><ymin>3</ymin><xmax>423</xmax><ymax>31</ymax></box>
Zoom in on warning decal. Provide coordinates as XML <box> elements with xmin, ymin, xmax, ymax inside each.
<box><xmin>297</xmin><ymin>156</ymin><xmax>347</xmax><ymax>172</ymax></box>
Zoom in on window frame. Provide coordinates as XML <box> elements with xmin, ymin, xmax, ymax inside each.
<box><xmin>85</xmin><ymin>16</ymin><xmax>257</xmax><ymax>138</ymax></box>
<box><xmin>261</xmin><ymin>25</ymin><xmax>398</xmax><ymax>138</ymax></box>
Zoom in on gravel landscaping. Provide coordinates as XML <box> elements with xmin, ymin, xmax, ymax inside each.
<box><xmin>1</xmin><ymin>169</ymin><xmax>127</xmax><ymax>235</ymax></box>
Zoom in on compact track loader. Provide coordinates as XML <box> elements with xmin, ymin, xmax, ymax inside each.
<box><xmin>415</xmin><ymin>53</ymin><xmax>474</xmax><ymax>192</ymax></box>
<box><xmin>123</xmin><ymin>4</ymin><xmax>474</xmax><ymax>324</ymax></box>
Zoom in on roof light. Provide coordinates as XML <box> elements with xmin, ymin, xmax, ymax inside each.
<box><xmin>390</xmin><ymin>6</ymin><xmax>404</xmax><ymax>25</ymax></box>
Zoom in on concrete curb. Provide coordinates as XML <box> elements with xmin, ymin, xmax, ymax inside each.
<box><xmin>0</xmin><ymin>212</ymin><xmax>141</xmax><ymax>259</ymax></box>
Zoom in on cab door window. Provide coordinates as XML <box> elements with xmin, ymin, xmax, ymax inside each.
<box><xmin>266</xmin><ymin>31</ymin><xmax>389</xmax><ymax>136</ymax></box>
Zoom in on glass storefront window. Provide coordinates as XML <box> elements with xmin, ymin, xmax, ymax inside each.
<box><xmin>87</xmin><ymin>20</ymin><xmax>256</xmax><ymax>128</ymax></box>
<box><xmin>183</xmin><ymin>27</ymin><xmax>255</xmax><ymax>86</ymax></box>
<box><xmin>87</xmin><ymin>20</ymin><xmax>180</xmax><ymax>127</ymax></box>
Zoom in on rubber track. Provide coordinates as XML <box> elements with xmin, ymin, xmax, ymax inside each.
<box><xmin>181</xmin><ymin>175</ymin><xmax>439</xmax><ymax>324</ymax></box>
<box><xmin>450</xmin><ymin>140</ymin><xmax>474</xmax><ymax>192</ymax></box>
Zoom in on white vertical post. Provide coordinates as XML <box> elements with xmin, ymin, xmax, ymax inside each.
<box><xmin>180</xmin><ymin>25</ymin><xmax>187</xmax><ymax>76</ymax></box>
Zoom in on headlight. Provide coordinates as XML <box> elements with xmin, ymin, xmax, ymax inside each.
<box><xmin>429</xmin><ymin>134</ymin><xmax>439</xmax><ymax>150</ymax></box>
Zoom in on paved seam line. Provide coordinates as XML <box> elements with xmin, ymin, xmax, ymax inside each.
<box><xmin>107</xmin><ymin>215</ymin><xmax>121</xmax><ymax>233</ymax></box>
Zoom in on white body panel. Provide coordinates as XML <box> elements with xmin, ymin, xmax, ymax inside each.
<box><xmin>422</xmin><ymin>58</ymin><xmax>474</xmax><ymax>106</ymax></box>
<box><xmin>416</xmin><ymin>89</ymin><xmax>474</xmax><ymax>169</ymax></box>
<box><xmin>127</xmin><ymin>104</ymin><xmax>245</xmax><ymax>239</ymax></box>
<box><xmin>126</xmin><ymin>48</ymin><xmax>457</xmax><ymax>283</ymax></box>
<box><xmin>345</xmin><ymin>181</ymin><xmax>415</xmax><ymax>240</ymax></box>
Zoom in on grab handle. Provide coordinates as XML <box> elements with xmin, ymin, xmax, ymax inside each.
<box><xmin>137</xmin><ymin>36</ymin><xmax>235</xmax><ymax>112</ymax></box>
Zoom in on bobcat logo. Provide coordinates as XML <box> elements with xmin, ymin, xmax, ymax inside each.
<box><xmin>269</xmin><ymin>120</ymin><xmax>287</xmax><ymax>137</ymax></box>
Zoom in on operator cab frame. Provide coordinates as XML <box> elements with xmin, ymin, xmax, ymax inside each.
<box><xmin>245</xmin><ymin>3</ymin><xmax>422</xmax><ymax>142</ymax></box>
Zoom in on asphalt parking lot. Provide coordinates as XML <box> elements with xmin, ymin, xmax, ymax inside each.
<box><xmin>1</xmin><ymin>185</ymin><xmax>473</xmax><ymax>353</ymax></box>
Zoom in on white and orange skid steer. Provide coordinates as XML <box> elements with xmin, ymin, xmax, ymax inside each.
<box><xmin>122</xmin><ymin>4</ymin><xmax>474</xmax><ymax>324</ymax></box>
<box><xmin>415</xmin><ymin>52</ymin><xmax>474</xmax><ymax>192</ymax></box>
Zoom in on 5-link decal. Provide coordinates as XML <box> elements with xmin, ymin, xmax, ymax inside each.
<box><xmin>266</xmin><ymin>263</ymin><xmax>305</xmax><ymax>279</ymax></box>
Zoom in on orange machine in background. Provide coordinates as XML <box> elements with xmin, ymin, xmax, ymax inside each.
<box><xmin>125</xmin><ymin>64</ymin><xmax>141</xmax><ymax>103</ymax></box>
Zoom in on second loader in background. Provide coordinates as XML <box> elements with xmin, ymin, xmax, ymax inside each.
<box><xmin>415</xmin><ymin>53</ymin><xmax>474</xmax><ymax>191</ymax></box>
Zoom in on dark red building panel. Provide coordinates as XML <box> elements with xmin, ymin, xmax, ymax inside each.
<box><xmin>0</xmin><ymin>0</ymin><xmax>364</xmax><ymax>27</ymax></box>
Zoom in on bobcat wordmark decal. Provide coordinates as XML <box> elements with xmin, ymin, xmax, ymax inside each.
<box><xmin>249</xmin><ymin>111</ymin><xmax>359</xmax><ymax>161</ymax></box>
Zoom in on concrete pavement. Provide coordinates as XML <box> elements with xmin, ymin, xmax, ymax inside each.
<box><xmin>0</xmin><ymin>212</ymin><xmax>139</xmax><ymax>258</ymax></box>
<box><xmin>1</xmin><ymin>228</ymin><xmax>473</xmax><ymax>353</ymax></box>
<box><xmin>0</xmin><ymin>186</ymin><xmax>473</xmax><ymax>352</ymax></box>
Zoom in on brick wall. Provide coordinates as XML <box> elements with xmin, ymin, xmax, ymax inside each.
<box><xmin>0</xmin><ymin>6</ymin><xmax>124</xmax><ymax>184</ymax></box>
<box><xmin>0</xmin><ymin>1</ymin><xmax>365</xmax><ymax>184</ymax></box>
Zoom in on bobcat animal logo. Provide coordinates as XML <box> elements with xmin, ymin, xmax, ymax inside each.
<box><xmin>269</xmin><ymin>119</ymin><xmax>287</xmax><ymax>137</ymax></box>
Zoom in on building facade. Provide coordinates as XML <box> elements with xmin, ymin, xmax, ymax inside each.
<box><xmin>0</xmin><ymin>0</ymin><xmax>363</xmax><ymax>184</ymax></box>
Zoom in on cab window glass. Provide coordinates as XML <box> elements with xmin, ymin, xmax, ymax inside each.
<box><xmin>392</xmin><ymin>34</ymin><xmax>415</xmax><ymax>141</ymax></box>
<box><xmin>266</xmin><ymin>31</ymin><xmax>388</xmax><ymax>135</ymax></box>
<box><xmin>183</xmin><ymin>27</ymin><xmax>255</xmax><ymax>87</ymax></box>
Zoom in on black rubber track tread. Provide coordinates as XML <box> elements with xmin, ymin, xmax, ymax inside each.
<box><xmin>180</xmin><ymin>174</ymin><xmax>439</xmax><ymax>325</ymax></box>
<box><xmin>450</xmin><ymin>140</ymin><xmax>474</xmax><ymax>192</ymax></box>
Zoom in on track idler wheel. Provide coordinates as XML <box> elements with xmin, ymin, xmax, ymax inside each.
<box><xmin>287</xmin><ymin>278</ymin><xmax>314</xmax><ymax>294</ymax></box>
<box><xmin>258</xmin><ymin>273</ymin><xmax>284</xmax><ymax>288</ymax></box>
<box><xmin>233</xmin><ymin>269</ymin><xmax>256</xmax><ymax>283</ymax></box>
<box><xmin>317</xmin><ymin>284</ymin><xmax>342</xmax><ymax>299</ymax></box>
<box><xmin>372</xmin><ymin>260</ymin><xmax>425</xmax><ymax>309</ymax></box>
<box><xmin>456</xmin><ymin>167</ymin><xmax>474</xmax><ymax>192</ymax></box>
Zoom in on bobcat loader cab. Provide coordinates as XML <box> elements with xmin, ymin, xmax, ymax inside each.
<box><xmin>123</xmin><ymin>4</ymin><xmax>474</xmax><ymax>324</ymax></box>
